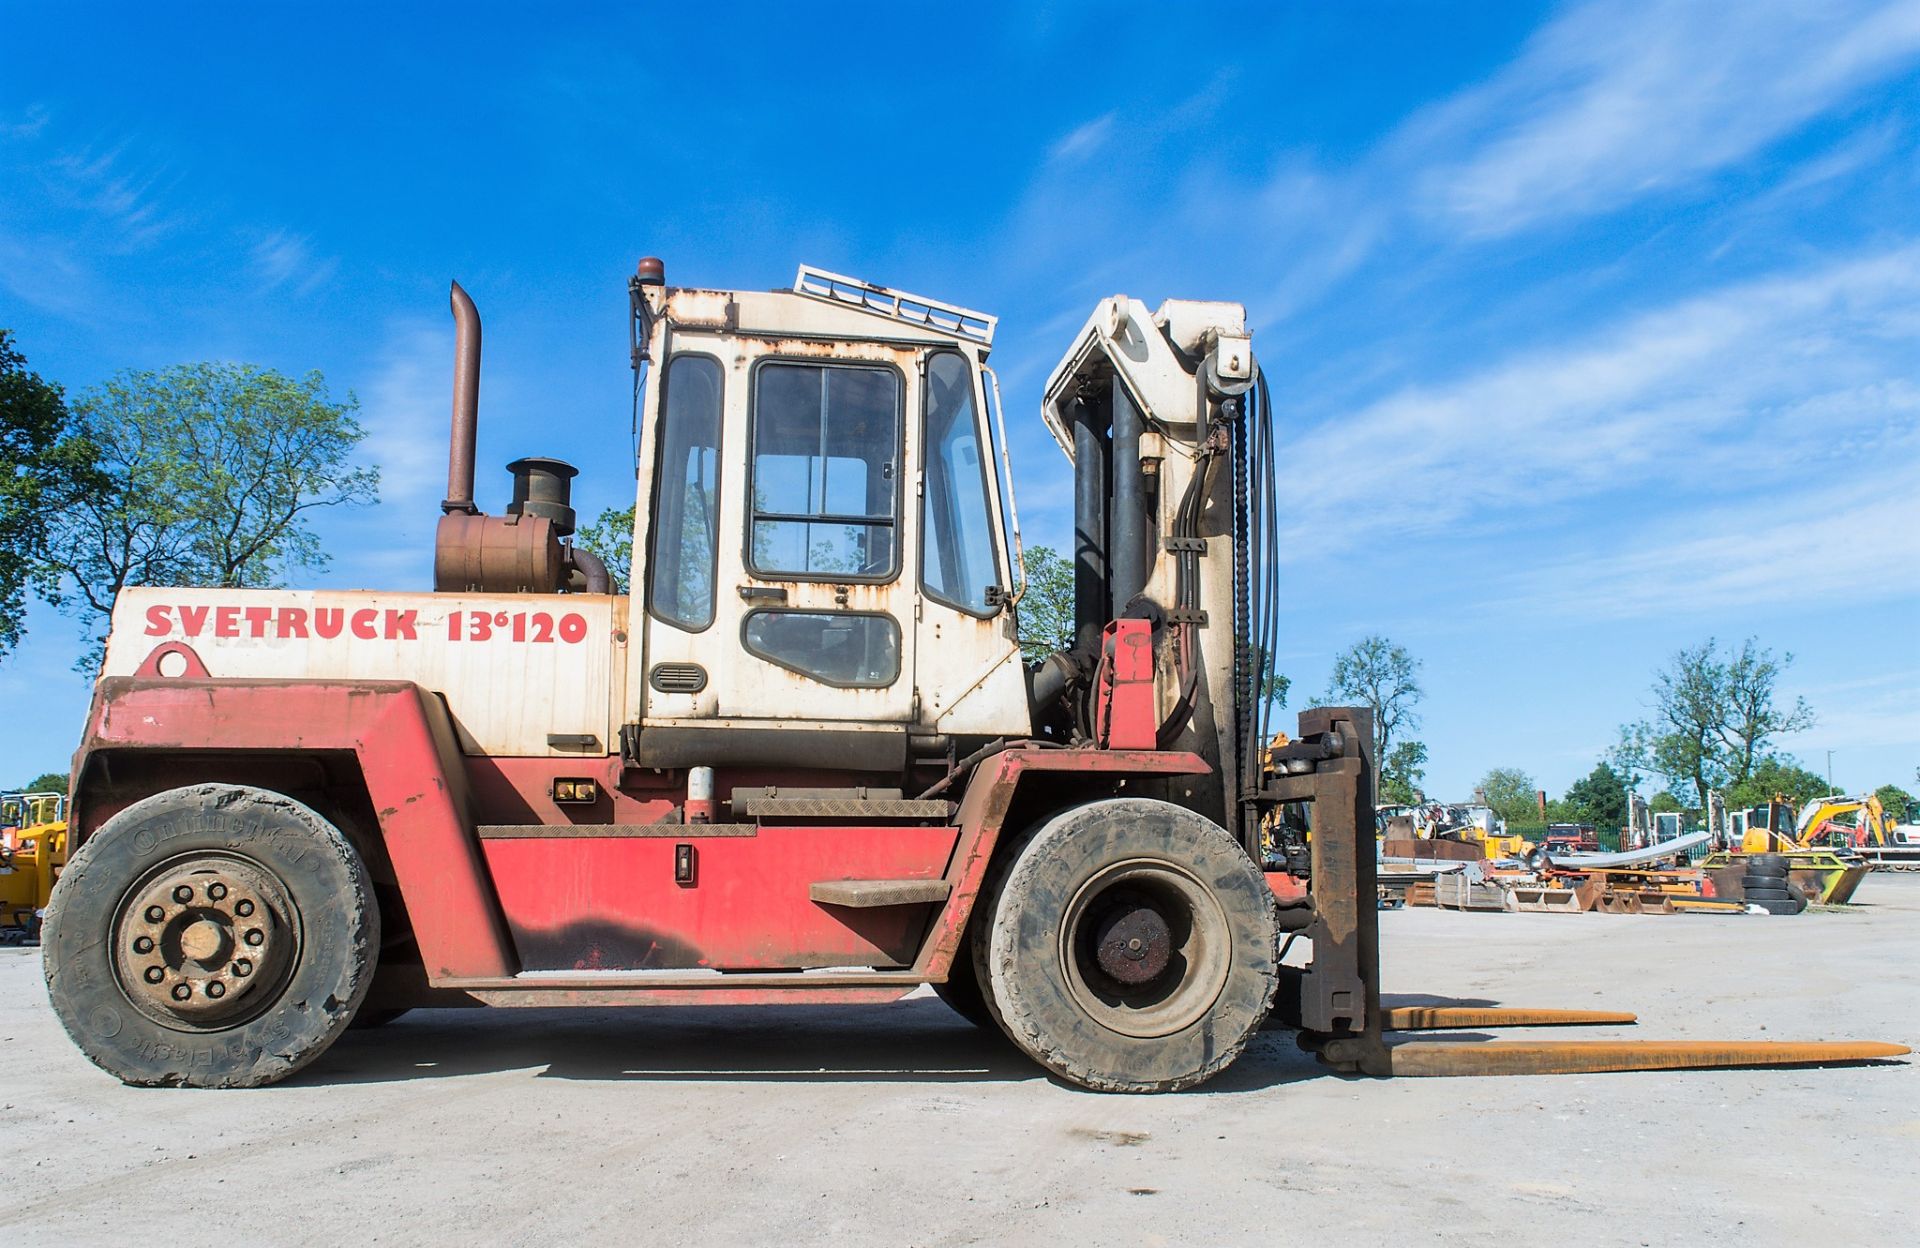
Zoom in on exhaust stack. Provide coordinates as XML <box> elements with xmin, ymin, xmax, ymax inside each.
<box><xmin>431</xmin><ymin>280</ymin><xmax>570</xmax><ymax>594</ymax></box>
<box><xmin>444</xmin><ymin>281</ymin><xmax>482</xmax><ymax>516</ymax></box>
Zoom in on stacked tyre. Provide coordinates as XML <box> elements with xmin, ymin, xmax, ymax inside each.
<box><xmin>1740</xmin><ymin>853</ymin><xmax>1805</xmax><ymax>915</ymax></box>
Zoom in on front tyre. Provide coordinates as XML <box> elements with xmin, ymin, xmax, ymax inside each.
<box><xmin>42</xmin><ymin>783</ymin><xmax>379</xmax><ymax>1088</ymax></box>
<box><xmin>981</xmin><ymin>798</ymin><xmax>1278</xmax><ymax>1092</ymax></box>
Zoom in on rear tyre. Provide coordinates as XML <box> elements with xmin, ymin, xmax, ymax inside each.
<box><xmin>980</xmin><ymin>798</ymin><xmax>1278</xmax><ymax>1093</ymax></box>
<box><xmin>1741</xmin><ymin>886</ymin><xmax>1792</xmax><ymax>902</ymax></box>
<box><xmin>42</xmin><ymin>783</ymin><xmax>379</xmax><ymax>1088</ymax></box>
<box><xmin>932</xmin><ymin>949</ymin><xmax>997</xmax><ymax>1030</ymax></box>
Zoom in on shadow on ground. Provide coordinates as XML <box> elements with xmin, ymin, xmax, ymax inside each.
<box><xmin>302</xmin><ymin>995</ymin><xmax>1330</xmax><ymax>1092</ymax></box>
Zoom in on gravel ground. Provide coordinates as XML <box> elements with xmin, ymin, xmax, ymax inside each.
<box><xmin>4</xmin><ymin>876</ymin><xmax>1915</xmax><ymax>1247</ymax></box>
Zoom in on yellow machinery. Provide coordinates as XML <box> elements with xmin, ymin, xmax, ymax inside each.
<box><xmin>0</xmin><ymin>791</ymin><xmax>68</xmax><ymax>942</ymax></box>
<box><xmin>1701</xmin><ymin>796</ymin><xmax>1869</xmax><ymax>904</ymax></box>
<box><xmin>1796</xmin><ymin>794</ymin><xmax>1920</xmax><ymax>870</ymax></box>
<box><xmin>1377</xmin><ymin>801</ymin><xmax>1529</xmax><ymax>860</ymax></box>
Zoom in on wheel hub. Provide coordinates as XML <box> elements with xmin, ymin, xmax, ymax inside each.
<box><xmin>113</xmin><ymin>860</ymin><xmax>291</xmax><ymax>1026</ymax></box>
<box><xmin>1091</xmin><ymin>901</ymin><xmax>1172</xmax><ymax>985</ymax></box>
<box><xmin>1060</xmin><ymin>858</ymin><xmax>1233</xmax><ymax>1039</ymax></box>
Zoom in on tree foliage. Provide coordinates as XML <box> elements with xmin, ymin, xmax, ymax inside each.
<box><xmin>42</xmin><ymin>364</ymin><xmax>376</xmax><ymax>665</ymax></box>
<box><xmin>1875</xmin><ymin>784</ymin><xmax>1914</xmax><ymax>825</ymax></box>
<box><xmin>1014</xmin><ymin>544</ymin><xmax>1076</xmax><ymax>661</ymax></box>
<box><xmin>1717</xmin><ymin>640</ymin><xmax>1814</xmax><ymax>779</ymax></box>
<box><xmin>1319</xmin><ymin>635</ymin><xmax>1422</xmax><ymax>772</ymax></box>
<box><xmin>1379</xmin><ymin>739</ymin><xmax>1427</xmax><ymax>804</ymax></box>
<box><xmin>1477</xmin><ymin>766</ymin><xmax>1539</xmax><ymax>825</ymax></box>
<box><xmin>575</xmin><ymin>503</ymin><xmax>636</xmax><ymax>594</ymax></box>
<box><xmin>0</xmin><ymin>330</ymin><xmax>97</xmax><ymax>660</ymax></box>
<box><xmin>1613</xmin><ymin>637</ymin><xmax>1813</xmax><ymax>810</ymax></box>
<box><xmin>1561</xmin><ymin>761</ymin><xmax>1629</xmax><ymax>833</ymax></box>
<box><xmin>1724</xmin><ymin>757</ymin><xmax>1832</xmax><ymax>809</ymax></box>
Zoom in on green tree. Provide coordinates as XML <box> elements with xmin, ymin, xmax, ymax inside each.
<box><xmin>1014</xmin><ymin>544</ymin><xmax>1075</xmax><ymax>661</ymax></box>
<box><xmin>1725</xmin><ymin>757</ymin><xmax>1834</xmax><ymax>809</ymax></box>
<box><xmin>1874</xmin><ymin>784</ymin><xmax>1913</xmax><ymax>825</ymax></box>
<box><xmin>1650</xmin><ymin>790</ymin><xmax>1686</xmax><ymax>814</ymax></box>
<box><xmin>42</xmin><ymin>364</ymin><xmax>376</xmax><ymax>665</ymax></box>
<box><xmin>0</xmin><ymin>329</ymin><xmax>97</xmax><ymax>660</ymax></box>
<box><xmin>1616</xmin><ymin>637</ymin><xmax>1813</xmax><ymax>811</ymax></box>
<box><xmin>1562</xmin><ymin>761</ymin><xmax>1628</xmax><ymax>834</ymax></box>
<box><xmin>1716</xmin><ymin>639</ymin><xmax>1813</xmax><ymax>780</ymax></box>
<box><xmin>575</xmin><ymin>503</ymin><xmax>636</xmax><ymax>594</ymax></box>
<box><xmin>1319</xmin><ymin>635</ymin><xmax>1421</xmax><ymax>774</ymax></box>
<box><xmin>1477</xmin><ymin>766</ymin><xmax>1539</xmax><ymax>825</ymax></box>
<box><xmin>1380</xmin><ymin>739</ymin><xmax>1427</xmax><ymax>804</ymax></box>
<box><xmin>1541</xmin><ymin>796</ymin><xmax>1581</xmax><ymax>823</ymax></box>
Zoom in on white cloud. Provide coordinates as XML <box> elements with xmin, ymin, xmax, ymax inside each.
<box><xmin>1408</xmin><ymin>0</ymin><xmax>1920</xmax><ymax>236</ymax></box>
<box><xmin>359</xmin><ymin>320</ymin><xmax>455</xmax><ymax>514</ymax></box>
<box><xmin>1</xmin><ymin>102</ymin><xmax>50</xmax><ymax>139</ymax></box>
<box><xmin>47</xmin><ymin>138</ymin><xmax>182</xmax><ymax>247</ymax></box>
<box><xmin>317</xmin><ymin>319</ymin><xmax>457</xmax><ymax>588</ymax></box>
<box><xmin>249</xmin><ymin>229</ymin><xmax>339</xmax><ymax>296</ymax></box>
<box><xmin>1781</xmin><ymin>667</ymin><xmax>1920</xmax><ymax>754</ymax></box>
<box><xmin>1280</xmin><ymin>244</ymin><xmax>1920</xmax><ymax>554</ymax></box>
<box><xmin>1048</xmin><ymin>112</ymin><xmax>1114</xmax><ymax>163</ymax></box>
<box><xmin>1496</xmin><ymin>469</ymin><xmax>1920</xmax><ymax>621</ymax></box>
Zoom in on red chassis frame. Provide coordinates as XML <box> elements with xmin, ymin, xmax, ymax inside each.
<box><xmin>73</xmin><ymin>676</ymin><xmax>1215</xmax><ymax>1008</ymax></box>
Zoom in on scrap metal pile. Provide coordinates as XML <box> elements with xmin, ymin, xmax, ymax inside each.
<box><xmin>1381</xmin><ymin>838</ymin><xmax>1865</xmax><ymax>917</ymax></box>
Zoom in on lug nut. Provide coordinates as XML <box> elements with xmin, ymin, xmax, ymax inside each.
<box><xmin>208</xmin><ymin>883</ymin><xmax>228</xmax><ymax>901</ymax></box>
<box><xmin>173</xmin><ymin>885</ymin><xmax>193</xmax><ymax>903</ymax></box>
<box><xmin>232</xmin><ymin>960</ymin><xmax>252</xmax><ymax>977</ymax></box>
<box><xmin>235</xmin><ymin>900</ymin><xmax>255</xmax><ymax>917</ymax></box>
<box><xmin>133</xmin><ymin>936</ymin><xmax>154</xmax><ymax>954</ymax></box>
<box><xmin>171</xmin><ymin>983</ymin><xmax>192</xmax><ymax>1001</ymax></box>
<box><xmin>145</xmin><ymin>905</ymin><xmax>165</xmax><ymax>922</ymax></box>
<box><xmin>206</xmin><ymin>981</ymin><xmax>226</xmax><ymax>999</ymax></box>
<box><xmin>144</xmin><ymin>966</ymin><xmax>165</xmax><ymax>984</ymax></box>
<box><xmin>244</xmin><ymin>929</ymin><xmax>264</xmax><ymax>947</ymax></box>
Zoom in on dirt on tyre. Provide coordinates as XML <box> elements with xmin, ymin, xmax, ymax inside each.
<box><xmin>977</xmin><ymin>797</ymin><xmax>1278</xmax><ymax>1092</ymax></box>
<box><xmin>42</xmin><ymin>783</ymin><xmax>379</xmax><ymax>1088</ymax></box>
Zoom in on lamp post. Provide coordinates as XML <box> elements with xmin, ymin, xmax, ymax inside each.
<box><xmin>1826</xmin><ymin>750</ymin><xmax>1836</xmax><ymax>796</ymax></box>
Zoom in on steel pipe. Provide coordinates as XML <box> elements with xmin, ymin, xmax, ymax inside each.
<box><xmin>1109</xmin><ymin>382</ymin><xmax>1150</xmax><ymax>615</ymax></box>
<box><xmin>1071</xmin><ymin>396</ymin><xmax>1109</xmax><ymax>653</ymax></box>
<box><xmin>444</xmin><ymin>281</ymin><xmax>481</xmax><ymax>515</ymax></box>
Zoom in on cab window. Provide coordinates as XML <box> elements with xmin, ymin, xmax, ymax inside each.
<box><xmin>748</xmin><ymin>362</ymin><xmax>900</xmax><ymax>581</ymax></box>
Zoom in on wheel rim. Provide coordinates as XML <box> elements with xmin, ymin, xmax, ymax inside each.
<box><xmin>1058</xmin><ymin>857</ymin><xmax>1232</xmax><ymax>1039</ymax></box>
<box><xmin>110</xmin><ymin>853</ymin><xmax>301</xmax><ymax>1031</ymax></box>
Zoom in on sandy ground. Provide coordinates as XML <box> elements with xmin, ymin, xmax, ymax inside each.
<box><xmin>4</xmin><ymin>877</ymin><xmax>1916</xmax><ymax>1247</ymax></box>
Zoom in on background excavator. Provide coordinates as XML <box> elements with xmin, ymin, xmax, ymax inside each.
<box><xmin>1796</xmin><ymin>794</ymin><xmax>1920</xmax><ymax>871</ymax></box>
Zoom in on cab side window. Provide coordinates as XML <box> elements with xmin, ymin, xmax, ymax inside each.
<box><xmin>920</xmin><ymin>351</ymin><xmax>999</xmax><ymax>615</ymax></box>
<box><xmin>648</xmin><ymin>355</ymin><xmax>724</xmax><ymax>630</ymax></box>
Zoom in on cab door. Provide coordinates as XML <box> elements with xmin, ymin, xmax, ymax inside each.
<box><xmin>912</xmin><ymin>349</ymin><xmax>1027</xmax><ymax>738</ymax></box>
<box><xmin>634</xmin><ymin>338</ymin><xmax>920</xmax><ymax>768</ymax></box>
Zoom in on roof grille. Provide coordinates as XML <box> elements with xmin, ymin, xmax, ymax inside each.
<box><xmin>793</xmin><ymin>265</ymin><xmax>996</xmax><ymax>346</ymax></box>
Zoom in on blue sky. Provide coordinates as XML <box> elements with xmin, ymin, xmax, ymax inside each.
<box><xmin>2</xmin><ymin>1</ymin><xmax>1917</xmax><ymax>801</ymax></box>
